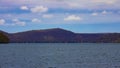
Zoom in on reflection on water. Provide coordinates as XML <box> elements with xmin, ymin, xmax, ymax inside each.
<box><xmin>0</xmin><ymin>43</ymin><xmax>120</xmax><ymax>68</ymax></box>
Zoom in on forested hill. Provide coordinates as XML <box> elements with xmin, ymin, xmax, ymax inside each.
<box><xmin>0</xmin><ymin>31</ymin><xmax>9</xmax><ymax>43</ymax></box>
<box><xmin>1</xmin><ymin>28</ymin><xmax>120</xmax><ymax>43</ymax></box>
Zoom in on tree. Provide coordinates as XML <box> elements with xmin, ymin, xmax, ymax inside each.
<box><xmin>0</xmin><ymin>33</ymin><xmax>9</xmax><ymax>43</ymax></box>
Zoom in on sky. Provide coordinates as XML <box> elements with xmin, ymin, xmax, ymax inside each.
<box><xmin>0</xmin><ymin>0</ymin><xmax>120</xmax><ymax>33</ymax></box>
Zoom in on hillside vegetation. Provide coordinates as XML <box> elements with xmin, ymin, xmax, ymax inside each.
<box><xmin>0</xmin><ymin>33</ymin><xmax>9</xmax><ymax>43</ymax></box>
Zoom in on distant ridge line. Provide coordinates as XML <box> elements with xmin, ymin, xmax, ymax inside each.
<box><xmin>1</xmin><ymin>28</ymin><xmax>120</xmax><ymax>43</ymax></box>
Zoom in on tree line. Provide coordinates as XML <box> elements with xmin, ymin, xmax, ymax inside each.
<box><xmin>0</xmin><ymin>33</ymin><xmax>9</xmax><ymax>43</ymax></box>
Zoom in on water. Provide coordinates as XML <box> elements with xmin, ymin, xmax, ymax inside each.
<box><xmin>0</xmin><ymin>43</ymin><xmax>120</xmax><ymax>68</ymax></box>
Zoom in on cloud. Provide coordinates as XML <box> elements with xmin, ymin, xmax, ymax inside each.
<box><xmin>93</xmin><ymin>0</ymin><xmax>117</xmax><ymax>5</ymax></box>
<box><xmin>101</xmin><ymin>10</ymin><xmax>108</xmax><ymax>14</ymax></box>
<box><xmin>64</xmin><ymin>15</ymin><xmax>82</xmax><ymax>21</ymax></box>
<box><xmin>42</xmin><ymin>14</ymin><xmax>54</xmax><ymax>18</ymax></box>
<box><xmin>68</xmin><ymin>2</ymin><xmax>80</xmax><ymax>7</ymax></box>
<box><xmin>92</xmin><ymin>12</ymin><xmax>98</xmax><ymax>16</ymax></box>
<box><xmin>12</xmin><ymin>19</ymin><xmax>26</xmax><ymax>26</ymax></box>
<box><xmin>30</xmin><ymin>6</ymin><xmax>48</xmax><ymax>13</ymax></box>
<box><xmin>0</xmin><ymin>19</ymin><xmax>5</xmax><ymax>25</ymax></box>
<box><xmin>65</xmin><ymin>0</ymin><xmax>119</xmax><ymax>9</ymax></box>
<box><xmin>32</xmin><ymin>18</ymin><xmax>41</xmax><ymax>23</ymax></box>
<box><xmin>20</xmin><ymin>6</ymin><xmax>29</xmax><ymax>10</ymax></box>
<box><xmin>91</xmin><ymin>10</ymin><xmax>110</xmax><ymax>16</ymax></box>
<box><xmin>0</xmin><ymin>0</ymin><xmax>120</xmax><ymax>10</ymax></box>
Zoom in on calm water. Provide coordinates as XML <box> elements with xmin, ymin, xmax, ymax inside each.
<box><xmin>0</xmin><ymin>43</ymin><xmax>120</xmax><ymax>68</ymax></box>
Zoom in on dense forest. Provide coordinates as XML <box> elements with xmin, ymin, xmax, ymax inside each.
<box><xmin>0</xmin><ymin>33</ymin><xmax>9</xmax><ymax>43</ymax></box>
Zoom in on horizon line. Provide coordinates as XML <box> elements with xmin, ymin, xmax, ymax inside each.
<box><xmin>1</xmin><ymin>28</ymin><xmax>120</xmax><ymax>34</ymax></box>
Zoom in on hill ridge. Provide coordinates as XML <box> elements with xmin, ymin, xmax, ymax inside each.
<box><xmin>1</xmin><ymin>28</ymin><xmax>120</xmax><ymax>43</ymax></box>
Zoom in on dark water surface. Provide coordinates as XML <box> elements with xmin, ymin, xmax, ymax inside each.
<box><xmin>0</xmin><ymin>43</ymin><xmax>120</xmax><ymax>68</ymax></box>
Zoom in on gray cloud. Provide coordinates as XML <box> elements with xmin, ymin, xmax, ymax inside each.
<box><xmin>0</xmin><ymin>0</ymin><xmax>120</xmax><ymax>9</ymax></box>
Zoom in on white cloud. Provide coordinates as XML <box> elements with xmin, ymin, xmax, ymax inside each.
<box><xmin>12</xmin><ymin>19</ymin><xmax>26</xmax><ymax>26</ymax></box>
<box><xmin>20</xmin><ymin>6</ymin><xmax>29</xmax><ymax>10</ymax></box>
<box><xmin>32</xmin><ymin>18</ymin><xmax>41</xmax><ymax>23</ymax></box>
<box><xmin>42</xmin><ymin>14</ymin><xmax>54</xmax><ymax>18</ymax></box>
<box><xmin>92</xmin><ymin>12</ymin><xmax>98</xmax><ymax>16</ymax></box>
<box><xmin>12</xmin><ymin>19</ymin><xmax>19</xmax><ymax>22</ymax></box>
<box><xmin>64</xmin><ymin>15</ymin><xmax>82</xmax><ymax>21</ymax></box>
<box><xmin>102</xmin><ymin>10</ymin><xmax>108</xmax><ymax>14</ymax></box>
<box><xmin>0</xmin><ymin>19</ymin><xmax>5</xmax><ymax>25</ymax></box>
<box><xmin>30</xmin><ymin>6</ymin><xmax>48</xmax><ymax>13</ymax></box>
<box><xmin>16</xmin><ymin>21</ymin><xmax>26</xmax><ymax>26</ymax></box>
